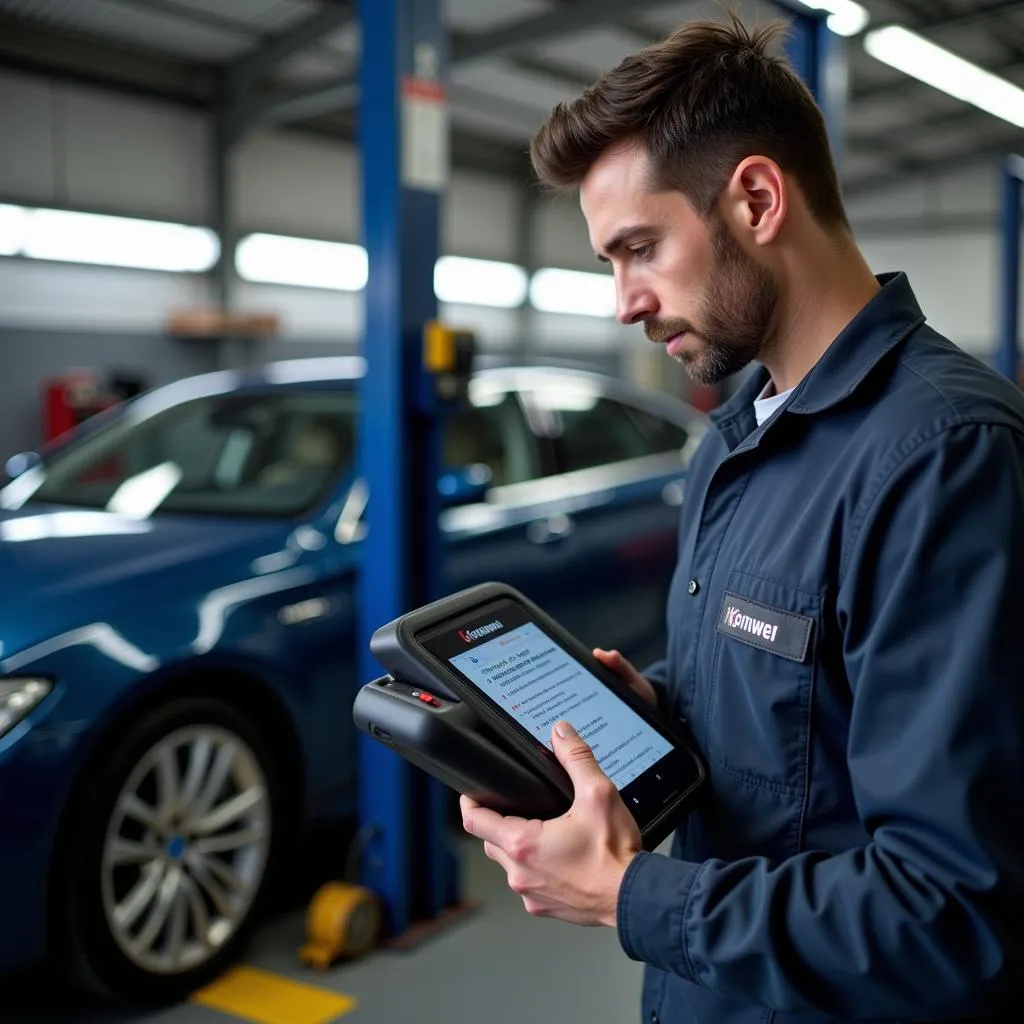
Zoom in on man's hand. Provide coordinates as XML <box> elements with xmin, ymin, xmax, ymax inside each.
<box><xmin>593</xmin><ymin>648</ymin><xmax>658</xmax><ymax>708</ymax></box>
<box><xmin>460</xmin><ymin>719</ymin><xmax>643</xmax><ymax>927</ymax></box>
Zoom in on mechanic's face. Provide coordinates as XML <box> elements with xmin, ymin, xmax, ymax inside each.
<box><xmin>580</xmin><ymin>145</ymin><xmax>779</xmax><ymax>386</ymax></box>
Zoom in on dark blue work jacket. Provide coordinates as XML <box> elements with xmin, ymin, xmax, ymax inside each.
<box><xmin>622</xmin><ymin>272</ymin><xmax>1024</xmax><ymax>1024</ymax></box>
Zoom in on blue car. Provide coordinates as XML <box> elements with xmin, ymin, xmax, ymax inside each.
<box><xmin>0</xmin><ymin>356</ymin><xmax>705</xmax><ymax>1001</ymax></box>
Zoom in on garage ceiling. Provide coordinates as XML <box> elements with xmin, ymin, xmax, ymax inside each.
<box><xmin>1</xmin><ymin>0</ymin><xmax>1023</xmax><ymax>196</ymax></box>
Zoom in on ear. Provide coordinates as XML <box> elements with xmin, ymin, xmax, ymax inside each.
<box><xmin>721</xmin><ymin>156</ymin><xmax>786</xmax><ymax>246</ymax></box>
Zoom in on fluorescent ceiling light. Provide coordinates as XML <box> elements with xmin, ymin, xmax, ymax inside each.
<box><xmin>790</xmin><ymin>0</ymin><xmax>869</xmax><ymax>37</ymax></box>
<box><xmin>236</xmin><ymin>233</ymin><xmax>368</xmax><ymax>291</ymax></box>
<box><xmin>435</xmin><ymin>255</ymin><xmax>528</xmax><ymax>308</ymax></box>
<box><xmin>0</xmin><ymin>204</ymin><xmax>28</xmax><ymax>256</ymax></box>
<box><xmin>21</xmin><ymin>209</ymin><xmax>218</xmax><ymax>272</ymax></box>
<box><xmin>529</xmin><ymin>268</ymin><xmax>616</xmax><ymax>318</ymax></box>
<box><xmin>864</xmin><ymin>25</ymin><xmax>1024</xmax><ymax>128</ymax></box>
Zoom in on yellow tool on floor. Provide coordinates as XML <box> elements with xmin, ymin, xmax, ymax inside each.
<box><xmin>300</xmin><ymin>881</ymin><xmax>382</xmax><ymax>970</ymax></box>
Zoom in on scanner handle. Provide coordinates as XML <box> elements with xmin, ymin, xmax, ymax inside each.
<box><xmin>353</xmin><ymin>676</ymin><xmax>570</xmax><ymax>819</ymax></box>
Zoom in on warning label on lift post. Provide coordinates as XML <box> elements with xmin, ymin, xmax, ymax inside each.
<box><xmin>401</xmin><ymin>74</ymin><xmax>449</xmax><ymax>193</ymax></box>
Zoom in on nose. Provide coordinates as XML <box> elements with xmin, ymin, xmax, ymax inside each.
<box><xmin>615</xmin><ymin>272</ymin><xmax>657</xmax><ymax>326</ymax></box>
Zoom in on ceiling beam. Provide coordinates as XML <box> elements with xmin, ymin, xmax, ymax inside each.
<box><xmin>0</xmin><ymin>14</ymin><xmax>531</xmax><ymax>184</ymax></box>
<box><xmin>508</xmin><ymin>53</ymin><xmax>594</xmax><ymax>93</ymax></box>
<box><xmin>257</xmin><ymin>78</ymin><xmax>547</xmax><ymax>137</ymax></box>
<box><xmin>450</xmin><ymin>0</ymin><xmax>683</xmax><ymax>65</ymax></box>
<box><xmin>115</xmin><ymin>0</ymin><xmax>257</xmax><ymax>42</ymax></box>
<box><xmin>249</xmin><ymin>76</ymin><xmax>358</xmax><ymax>127</ymax></box>
<box><xmin>126</xmin><ymin>0</ymin><xmax>349</xmax><ymax>68</ymax></box>
<box><xmin>228</xmin><ymin>1</ymin><xmax>354</xmax><ymax>92</ymax></box>
<box><xmin>884</xmin><ymin>0</ymin><xmax>955</xmax><ymax>22</ymax></box>
<box><xmin>848</xmin><ymin>103</ymin><xmax>1020</xmax><ymax>158</ymax></box>
<box><xmin>913</xmin><ymin>0</ymin><xmax>1024</xmax><ymax>68</ymax></box>
<box><xmin>0</xmin><ymin>16</ymin><xmax>212</xmax><ymax>106</ymax></box>
<box><xmin>981</xmin><ymin>8</ymin><xmax>1024</xmax><ymax>65</ymax></box>
<box><xmin>844</xmin><ymin>134</ymin><xmax>1024</xmax><ymax>197</ymax></box>
<box><xmin>248</xmin><ymin>0</ymin><xmax>682</xmax><ymax>132</ymax></box>
<box><xmin>447</xmin><ymin>85</ymin><xmax>546</xmax><ymax>135</ymax></box>
<box><xmin>903</xmin><ymin>0</ymin><xmax>1024</xmax><ymax>30</ymax></box>
<box><xmin>299</xmin><ymin>117</ymin><xmax>532</xmax><ymax>181</ymax></box>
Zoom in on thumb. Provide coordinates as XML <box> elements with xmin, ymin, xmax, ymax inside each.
<box><xmin>552</xmin><ymin>720</ymin><xmax>605</xmax><ymax>786</ymax></box>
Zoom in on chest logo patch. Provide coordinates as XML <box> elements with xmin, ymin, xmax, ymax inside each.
<box><xmin>716</xmin><ymin>592</ymin><xmax>813</xmax><ymax>663</ymax></box>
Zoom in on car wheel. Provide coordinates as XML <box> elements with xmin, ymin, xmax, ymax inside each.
<box><xmin>62</xmin><ymin>695</ymin><xmax>284</xmax><ymax>1003</ymax></box>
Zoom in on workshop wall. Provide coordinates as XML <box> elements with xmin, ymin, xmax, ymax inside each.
<box><xmin>0</xmin><ymin>326</ymin><xmax>219</xmax><ymax>462</ymax></box>
<box><xmin>847</xmin><ymin>163</ymin><xmax>1003</xmax><ymax>351</ymax></box>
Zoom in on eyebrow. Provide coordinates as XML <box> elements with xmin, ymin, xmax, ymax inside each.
<box><xmin>595</xmin><ymin>224</ymin><xmax>659</xmax><ymax>263</ymax></box>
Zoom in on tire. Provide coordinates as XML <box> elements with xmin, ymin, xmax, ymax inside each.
<box><xmin>60</xmin><ymin>695</ymin><xmax>285</xmax><ymax>1004</ymax></box>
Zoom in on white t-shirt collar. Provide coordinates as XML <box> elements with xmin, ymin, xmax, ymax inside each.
<box><xmin>753</xmin><ymin>379</ymin><xmax>795</xmax><ymax>427</ymax></box>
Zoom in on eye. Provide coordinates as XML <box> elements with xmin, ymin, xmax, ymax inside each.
<box><xmin>630</xmin><ymin>242</ymin><xmax>654</xmax><ymax>261</ymax></box>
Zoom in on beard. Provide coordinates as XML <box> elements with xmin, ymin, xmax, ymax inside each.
<box><xmin>645</xmin><ymin>217</ymin><xmax>779</xmax><ymax>387</ymax></box>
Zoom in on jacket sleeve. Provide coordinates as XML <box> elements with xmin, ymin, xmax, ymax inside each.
<box><xmin>616</xmin><ymin>422</ymin><xmax>1024</xmax><ymax>1019</ymax></box>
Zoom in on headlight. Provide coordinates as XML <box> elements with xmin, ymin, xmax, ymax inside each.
<box><xmin>0</xmin><ymin>678</ymin><xmax>52</xmax><ymax>738</ymax></box>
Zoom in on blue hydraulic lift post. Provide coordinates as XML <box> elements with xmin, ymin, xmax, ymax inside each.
<box><xmin>356</xmin><ymin>0</ymin><xmax>455</xmax><ymax>938</ymax></box>
<box><xmin>775</xmin><ymin>3</ymin><xmax>847</xmax><ymax>172</ymax></box>
<box><xmin>997</xmin><ymin>156</ymin><xmax>1024</xmax><ymax>383</ymax></box>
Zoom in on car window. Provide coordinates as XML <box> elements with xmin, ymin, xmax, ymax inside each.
<box><xmin>18</xmin><ymin>390</ymin><xmax>356</xmax><ymax>517</ymax></box>
<box><xmin>442</xmin><ymin>391</ymin><xmax>537</xmax><ymax>487</ymax></box>
<box><xmin>524</xmin><ymin>388</ymin><xmax>661</xmax><ymax>473</ymax></box>
<box><xmin>620</xmin><ymin>404</ymin><xmax>691</xmax><ymax>455</ymax></box>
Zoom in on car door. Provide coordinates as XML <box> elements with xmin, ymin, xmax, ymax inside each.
<box><xmin>513</xmin><ymin>376</ymin><xmax>700</xmax><ymax>669</ymax></box>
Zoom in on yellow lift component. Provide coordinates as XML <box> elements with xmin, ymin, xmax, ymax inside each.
<box><xmin>423</xmin><ymin>320</ymin><xmax>476</xmax><ymax>402</ymax></box>
<box><xmin>299</xmin><ymin>882</ymin><xmax>382</xmax><ymax>971</ymax></box>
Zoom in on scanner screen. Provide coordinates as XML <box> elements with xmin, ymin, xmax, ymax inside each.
<box><xmin>448</xmin><ymin>621</ymin><xmax>672</xmax><ymax>791</ymax></box>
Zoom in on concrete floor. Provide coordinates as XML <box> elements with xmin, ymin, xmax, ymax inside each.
<box><xmin>6</xmin><ymin>836</ymin><xmax>646</xmax><ymax>1024</ymax></box>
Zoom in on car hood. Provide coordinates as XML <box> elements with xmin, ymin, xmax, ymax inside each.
<box><xmin>0</xmin><ymin>504</ymin><xmax>294</xmax><ymax>662</ymax></box>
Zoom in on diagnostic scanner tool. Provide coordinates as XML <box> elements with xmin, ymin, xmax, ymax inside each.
<box><xmin>353</xmin><ymin>582</ymin><xmax>705</xmax><ymax>851</ymax></box>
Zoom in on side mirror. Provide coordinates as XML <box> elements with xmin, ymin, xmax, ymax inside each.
<box><xmin>4</xmin><ymin>451</ymin><xmax>40</xmax><ymax>481</ymax></box>
<box><xmin>438</xmin><ymin>463</ymin><xmax>492</xmax><ymax>506</ymax></box>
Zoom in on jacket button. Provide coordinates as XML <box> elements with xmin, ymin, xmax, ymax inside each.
<box><xmin>650</xmin><ymin>1013</ymin><xmax>659</xmax><ymax>1024</ymax></box>
<box><xmin>687</xmin><ymin>579</ymin><xmax>700</xmax><ymax>595</ymax></box>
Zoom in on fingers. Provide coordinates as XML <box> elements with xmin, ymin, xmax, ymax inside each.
<box><xmin>460</xmin><ymin>799</ymin><xmax>509</xmax><ymax>847</ymax></box>
<box><xmin>594</xmin><ymin>647</ymin><xmax>656</xmax><ymax>707</ymax></box>
<box><xmin>482</xmin><ymin>840</ymin><xmax>514</xmax><ymax>873</ymax></box>
<box><xmin>594</xmin><ymin>647</ymin><xmax>634</xmax><ymax>679</ymax></box>
<box><xmin>551</xmin><ymin>720</ymin><xmax>615</xmax><ymax>798</ymax></box>
<box><xmin>461</xmin><ymin>797</ymin><xmax>539</xmax><ymax>861</ymax></box>
<box><xmin>476</xmin><ymin>821</ymin><xmax>541</xmax><ymax>873</ymax></box>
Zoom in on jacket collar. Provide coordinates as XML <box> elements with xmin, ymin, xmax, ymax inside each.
<box><xmin>709</xmin><ymin>272</ymin><xmax>926</xmax><ymax>446</ymax></box>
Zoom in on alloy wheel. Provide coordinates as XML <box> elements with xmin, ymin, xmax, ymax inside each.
<box><xmin>100</xmin><ymin>725</ymin><xmax>271</xmax><ymax>975</ymax></box>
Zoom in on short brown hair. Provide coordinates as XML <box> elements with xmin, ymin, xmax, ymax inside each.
<box><xmin>530</xmin><ymin>13</ymin><xmax>848</xmax><ymax>231</ymax></box>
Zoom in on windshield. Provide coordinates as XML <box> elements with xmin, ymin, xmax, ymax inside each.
<box><xmin>6</xmin><ymin>389</ymin><xmax>356</xmax><ymax>517</ymax></box>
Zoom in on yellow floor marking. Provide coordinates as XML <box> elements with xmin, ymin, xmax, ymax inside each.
<box><xmin>192</xmin><ymin>965</ymin><xmax>357</xmax><ymax>1024</ymax></box>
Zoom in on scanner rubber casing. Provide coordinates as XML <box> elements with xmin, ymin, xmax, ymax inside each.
<box><xmin>353</xmin><ymin>677</ymin><xmax>570</xmax><ymax>819</ymax></box>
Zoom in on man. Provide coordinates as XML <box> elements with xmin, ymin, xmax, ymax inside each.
<box><xmin>459</xmin><ymin>13</ymin><xmax>1024</xmax><ymax>1024</ymax></box>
